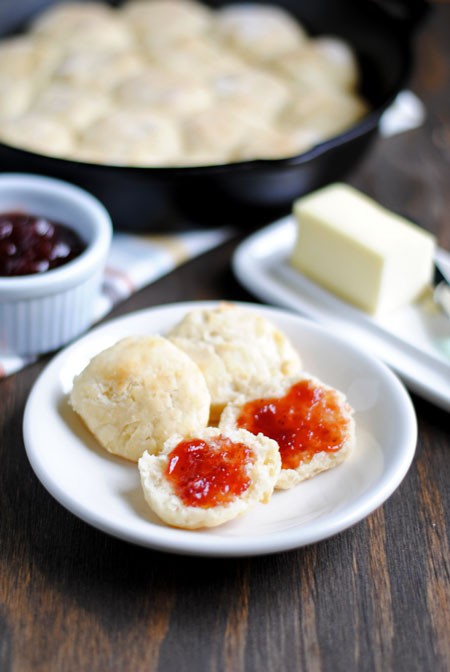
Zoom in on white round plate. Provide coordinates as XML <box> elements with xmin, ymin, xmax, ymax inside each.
<box><xmin>23</xmin><ymin>301</ymin><xmax>417</xmax><ymax>557</ymax></box>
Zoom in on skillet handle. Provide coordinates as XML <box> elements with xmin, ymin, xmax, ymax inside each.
<box><xmin>368</xmin><ymin>0</ymin><xmax>429</xmax><ymax>33</ymax></box>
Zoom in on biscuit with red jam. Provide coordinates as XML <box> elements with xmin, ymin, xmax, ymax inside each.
<box><xmin>138</xmin><ymin>426</ymin><xmax>281</xmax><ymax>528</ymax></box>
<box><xmin>219</xmin><ymin>373</ymin><xmax>355</xmax><ymax>489</ymax></box>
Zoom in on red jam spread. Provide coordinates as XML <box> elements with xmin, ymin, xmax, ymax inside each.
<box><xmin>236</xmin><ymin>380</ymin><xmax>349</xmax><ymax>470</ymax></box>
<box><xmin>0</xmin><ymin>212</ymin><xmax>86</xmax><ymax>276</ymax></box>
<box><xmin>165</xmin><ymin>436</ymin><xmax>255</xmax><ymax>508</ymax></box>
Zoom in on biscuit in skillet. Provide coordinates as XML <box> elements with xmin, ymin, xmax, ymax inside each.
<box><xmin>77</xmin><ymin>111</ymin><xmax>182</xmax><ymax>166</ymax></box>
<box><xmin>122</xmin><ymin>0</ymin><xmax>212</xmax><ymax>51</ymax></box>
<box><xmin>213</xmin><ymin>3</ymin><xmax>307</xmax><ymax>62</ymax></box>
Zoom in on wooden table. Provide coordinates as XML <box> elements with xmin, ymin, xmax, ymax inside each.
<box><xmin>1</xmin><ymin>5</ymin><xmax>449</xmax><ymax>671</ymax></box>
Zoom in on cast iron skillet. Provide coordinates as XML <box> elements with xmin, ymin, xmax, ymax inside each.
<box><xmin>0</xmin><ymin>0</ymin><xmax>428</xmax><ymax>230</ymax></box>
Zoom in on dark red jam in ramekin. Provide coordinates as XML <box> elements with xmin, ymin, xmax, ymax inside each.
<box><xmin>0</xmin><ymin>212</ymin><xmax>87</xmax><ymax>277</ymax></box>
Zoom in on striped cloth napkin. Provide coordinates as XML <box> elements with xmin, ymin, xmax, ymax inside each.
<box><xmin>0</xmin><ymin>226</ymin><xmax>233</xmax><ymax>377</ymax></box>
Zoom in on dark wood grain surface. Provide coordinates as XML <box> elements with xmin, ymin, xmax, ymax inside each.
<box><xmin>1</xmin><ymin>4</ymin><xmax>449</xmax><ymax>671</ymax></box>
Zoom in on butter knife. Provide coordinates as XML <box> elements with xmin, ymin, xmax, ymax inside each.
<box><xmin>434</xmin><ymin>259</ymin><xmax>450</xmax><ymax>319</ymax></box>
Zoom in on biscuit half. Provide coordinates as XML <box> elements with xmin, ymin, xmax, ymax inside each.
<box><xmin>219</xmin><ymin>373</ymin><xmax>355</xmax><ymax>489</ymax></box>
<box><xmin>70</xmin><ymin>335</ymin><xmax>210</xmax><ymax>462</ymax></box>
<box><xmin>138</xmin><ymin>426</ymin><xmax>281</xmax><ymax>529</ymax></box>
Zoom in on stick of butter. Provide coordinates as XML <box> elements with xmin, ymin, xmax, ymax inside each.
<box><xmin>290</xmin><ymin>183</ymin><xmax>436</xmax><ymax>314</ymax></box>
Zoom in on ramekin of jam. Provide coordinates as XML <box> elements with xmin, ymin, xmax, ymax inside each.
<box><xmin>0</xmin><ymin>174</ymin><xmax>112</xmax><ymax>356</ymax></box>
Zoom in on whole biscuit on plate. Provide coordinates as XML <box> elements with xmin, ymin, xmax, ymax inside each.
<box><xmin>138</xmin><ymin>426</ymin><xmax>281</xmax><ymax>529</ymax></box>
<box><xmin>167</xmin><ymin>303</ymin><xmax>302</xmax><ymax>421</ymax></box>
<box><xmin>70</xmin><ymin>335</ymin><xmax>210</xmax><ymax>462</ymax></box>
<box><xmin>219</xmin><ymin>373</ymin><xmax>355</xmax><ymax>489</ymax></box>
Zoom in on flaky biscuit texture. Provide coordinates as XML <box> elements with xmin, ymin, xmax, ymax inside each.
<box><xmin>138</xmin><ymin>426</ymin><xmax>281</xmax><ymax>529</ymax></box>
<box><xmin>70</xmin><ymin>335</ymin><xmax>210</xmax><ymax>462</ymax></box>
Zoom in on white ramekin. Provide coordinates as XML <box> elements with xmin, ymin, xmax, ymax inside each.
<box><xmin>0</xmin><ymin>173</ymin><xmax>112</xmax><ymax>356</ymax></box>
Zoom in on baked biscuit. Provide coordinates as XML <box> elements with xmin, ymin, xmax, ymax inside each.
<box><xmin>122</xmin><ymin>0</ymin><xmax>212</xmax><ymax>51</ymax></box>
<box><xmin>219</xmin><ymin>374</ymin><xmax>355</xmax><ymax>489</ymax></box>
<box><xmin>31</xmin><ymin>1</ymin><xmax>115</xmax><ymax>33</ymax></box>
<box><xmin>30</xmin><ymin>1</ymin><xmax>134</xmax><ymax>52</ymax></box>
<box><xmin>312</xmin><ymin>37</ymin><xmax>360</xmax><ymax>91</ymax></box>
<box><xmin>70</xmin><ymin>335</ymin><xmax>211</xmax><ymax>462</ymax></box>
<box><xmin>151</xmin><ymin>36</ymin><xmax>245</xmax><ymax>82</ymax></box>
<box><xmin>31</xmin><ymin>83</ymin><xmax>108</xmax><ymax>131</ymax></box>
<box><xmin>167</xmin><ymin>304</ymin><xmax>302</xmax><ymax>421</ymax></box>
<box><xmin>234</xmin><ymin>122</ymin><xmax>320</xmax><ymax>161</ymax></box>
<box><xmin>138</xmin><ymin>426</ymin><xmax>281</xmax><ymax>528</ymax></box>
<box><xmin>209</xmin><ymin>67</ymin><xmax>289</xmax><ymax>122</ymax></box>
<box><xmin>180</xmin><ymin>106</ymin><xmax>253</xmax><ymax>164</ymax></box>
<box><xmin>52</xmin><ymin>49</ymin><xmax>143</xmax><ymax>91</ymax></box>
<box><xmin>281</xmin><ymin>90</ymin><xmax>369</xmax><ymax>141</ymax></box>
<box><xmin>271</xmin><ymin>39</ymin><xmax>360</xmax><ymax>93</ymax></box>
<box><xmin>214</xmin><ymin>3</ymin><xmax>307</xmax><ymax>62</ymax></box>
<box><xmin>0</xmin><ymin>35</ymin><xmax>58</xmax><ymax>81</ymax></box>
<box><xmin>78</xmin><ymin>111</ymin><xmax>182</xmax><ymax>165</ymax></box>
<box><xmin>0</xmin><ymin>37</ymin><xmax>59</xmax><ymax>119</ymax></box>
<box><xmin>0</xmin><ymin>80</ymin><xmax>34</xmax><ymax>120</ymax></box>
<box><xmin>114</xmin><ymin>68</ymin><xmax>212</xmax><ymax>118</ymax></box>
<box><xmin>0</xmin><ymin>113</ymin><xmax>75</xmax><ymax>156</ymax></box>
